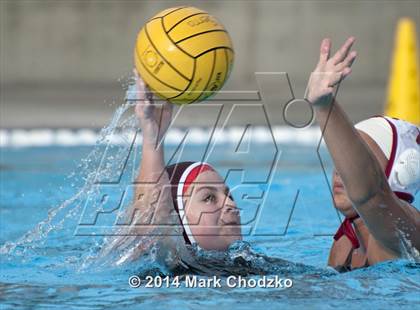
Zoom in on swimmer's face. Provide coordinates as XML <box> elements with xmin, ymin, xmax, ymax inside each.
<box><xmin>332</xmin><ymin>170</ymin><xmax>355</xmax><ymax>217</ymax></box>
<box><xmin>183</xmin><ymin>170</ymin><xmax>242</xmax><ymax>251</ymax></box>
<box><xmin>332</xmin><ymin>131</ymin><xmax>388</xmax><ymax>217</ymax></box>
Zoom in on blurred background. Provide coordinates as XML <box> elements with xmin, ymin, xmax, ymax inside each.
<box><xmin>1</xmin><ymin>0</ymin><xmax>419</xmax><ymax>128</ymax></box>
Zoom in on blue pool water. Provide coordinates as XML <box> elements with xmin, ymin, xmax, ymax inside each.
<box><xmin>1</xmin><ymin>119</ymin><xmax>419</xmax><ymax>308</ymax></box>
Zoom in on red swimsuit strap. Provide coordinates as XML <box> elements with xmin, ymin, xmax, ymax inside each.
<box><xmin>333</xmin><ymin>215</ymin><xmax>360</xmax><ymax>249</ymax></box>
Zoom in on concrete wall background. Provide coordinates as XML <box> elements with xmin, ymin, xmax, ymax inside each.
<box><xmin>1</xmin><ymin>0</ymin><xmax>419</xmax><ymax>128</ymax></box>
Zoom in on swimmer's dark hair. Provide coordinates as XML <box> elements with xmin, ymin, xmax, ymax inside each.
<box><xmin>165</xmin><ymin>161</ymin><xmax>196</xmax><ymax>244</ymax></box>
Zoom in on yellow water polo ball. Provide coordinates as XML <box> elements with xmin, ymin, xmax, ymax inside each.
<box><xmin>134</xmin><ymin>6</ymin><xmax>234</xmax><ymax>104</ymax></box>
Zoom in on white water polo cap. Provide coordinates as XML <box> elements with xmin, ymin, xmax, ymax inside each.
<box><xmin>355</xmin><ymin>116</ymin><xmax>420</xmax><ymax>203</ymax></box>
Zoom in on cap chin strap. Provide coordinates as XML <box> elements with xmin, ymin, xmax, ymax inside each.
<box><xmin>334</xmin><ymin>215</ymin><xmax>360</xmax><ymax>249</ymax></box>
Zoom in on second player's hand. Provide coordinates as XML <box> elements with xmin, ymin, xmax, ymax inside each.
<box><xmin>306</xmin><ymin>37</ymin><xmax>357</xmax><ymax>107</ymax></box>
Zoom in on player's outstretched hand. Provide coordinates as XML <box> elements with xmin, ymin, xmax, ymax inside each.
<box><xmin>133</xmin><ymin>69</ymin><xmax>173</xmax><ymax>144</ymax></box>
<box><xmin>306</xmin><ymin>37</ymin><xmax>357</xmax><ymax>107</ymax></box>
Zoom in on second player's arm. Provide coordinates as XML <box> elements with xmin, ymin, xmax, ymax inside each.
<box><xmin>307</xmin><ymin>37</ymin><xmax>419</xmax><ymax>255</ymax></box>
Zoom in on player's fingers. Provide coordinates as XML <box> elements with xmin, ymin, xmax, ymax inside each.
<box><xmin>318</xmin><ymin>38</ymin><xmax>331</xmax><ymax>66</ymax></box>
<box><xmin>327</xmin><ymin>67</ymin><xmax>352</xmax><ymax>88</ymax></box>
<box><xmin>336</xmin><ymin>51</ymin><xmax>357</xmax><ymax>72</ymax></box>
<box><xmin>341</xmin><ymin>67</ymin><xmax>352</xmax><ymax>79</ymax></box>
<box><xmin>133</xmin><ymin>71</ymin><xmax>161</xmax><ymax>107</ymax></box>
<box><xmin>331</xmin><ymin>37</ymin><xmax>355</xmax><ymax>65</ymax></box>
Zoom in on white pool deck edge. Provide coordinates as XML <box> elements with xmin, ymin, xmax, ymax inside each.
<box><xmin>0</xmin><ymin>127</ymin><xmax>326</xmax><ymax>147</ymax></box>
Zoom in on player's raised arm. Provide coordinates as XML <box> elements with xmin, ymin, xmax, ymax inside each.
<box><xmin>132</xmin><ymin>70</ymin><xmax>173</xmax><ymax>211</ymax></box>
<box><xmin>306</xmin><ymin>37</ymin><xmax>419</xmax><ymax>255</ymax></box>
<box><xmin>100</xmin><ymin>71</ymin><xmax>194</xmax><ymax>266</ymax></box>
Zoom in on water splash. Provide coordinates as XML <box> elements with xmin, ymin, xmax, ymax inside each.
<box><xmin>398</xmin><ymin>228</ymin><xmax>420</xmax><ymax>262</ymax></box>
<box><xmin>0</xmin><ymin>77</ymin><xmax>138</xmax><ymax>261</ymax></box>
